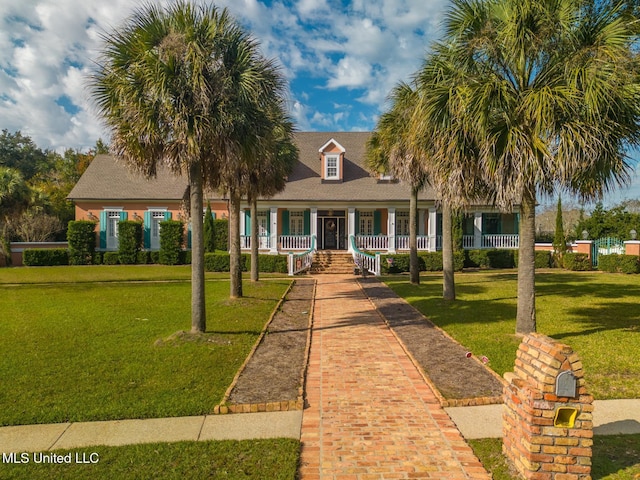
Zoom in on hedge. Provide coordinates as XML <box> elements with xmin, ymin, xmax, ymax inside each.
<box><xmin>23</xmin><ymin>249</ymin><xmax>69</xmax><ymax>266</ymax></box>
<box><xmin>118</xmin><ymin>221</ymin><xmax>142</xmax><ymax>265</ymax></box>
<box><xmin>213</xmin><ymin>219</ymin><xmax>229</xmax><ymax>252</ymax></box>
<box><xmin>159</xmin><ymin>220</ymin><xmax>184</xmax><ymax>265</ymax></box>
<box><xmin>380</xmin><ymin>251</ymin><xmax>464</xmax><ymax>274</ymax></box>
<box><xmin>598</xmin><ymin>254</ymin><xmax>640</xmax><ymax>274</ymax></box>
<box><xmin>513</xmin><ymin>250</ymin><xmax>553</xmax><ymax>269</ymax></box>
<box><xmin>204</xmin><ymin>252</ymin><xmax>287</xmax><ymax>273</ymax></box>
<box><xmin>562</xmin><ymin>252</ymin><xmax>592</xmax><ymax>271</ymax></box>
<box><xmin>103</xmin><ymin>252</ymin><xmax>120</xmax><ymax>265</ymax></box>
<box><xmin>67</xmin><ymin>221</ymin><xmax>96</xmax><ymax>265</ymax></box>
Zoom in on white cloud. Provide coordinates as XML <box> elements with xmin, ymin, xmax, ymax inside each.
<box><xmin>326</xmin><ymin>56</ymin><xmax>372</xmax><ymax>89</ymax></box>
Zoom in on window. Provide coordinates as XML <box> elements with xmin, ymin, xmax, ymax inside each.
<box><xmin>325</xmin><ymin>154</ymin><xmax>340</xmax><ymax>179</ymax></box>
<box><xmin>105</xmin><ymin>210</ymin><xmax>122</xmax><ymax>250</ymax></box>
<box><xmin>379</xmin><ymin>172</ymin><xmax>394</xmax><ymax>181</ymax></box>
<box><xmin>290</xmin><ymin>211</ymin><xmax>305</xmax><ymax>236</ymax></box>
<box><xmin>359</xmin><ymin>211</ymin><xmax>374</xmax><ymax>236</ymax></box>
<box><xmin>149</xmin><ymin>210</ymin><xmax>167</xmax><ymax>250</ymax></box>
<box><xmin>396</xmin><ymin>211</ymin><xmax>410</xmax><ymax>236</ymax></box>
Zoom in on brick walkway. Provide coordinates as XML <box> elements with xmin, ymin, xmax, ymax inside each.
<box><xmin>299</xmin><ymin>276</ymin><xmax>490</xmax><ymax>479</ymax></box>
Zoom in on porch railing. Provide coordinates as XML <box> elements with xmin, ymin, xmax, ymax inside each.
<box><xmin>355</xmin><ymin>235</ymin><xmax>389</xmax><ymax>251</ymax></box>
<box><xmin>279</xmin><ymin>235</ymin><xmax>312</xmax><ymax>250</ymax></box>
<box><xmin>240</xmin><ymin>235</ymin><xmax>271</xmax><ymax>249</ymax></box>
<box><xmin>481</xmin><ymin>234</ymin><xmax>519</xmax><ymax>249</ymax></box>
<box><xmin>288</xmin><ymin>235</ymin><xmax>316</xmax><ymax>276</ymax></box>
<box><xmin>394</xmin><ymin>235</ymin><xmax>435</xmax><ymax>251</ymax></box>
<box><xmin>350</xmin><ymin>235</ymin><xmax>380</xmax><ymax>276</ymax></box>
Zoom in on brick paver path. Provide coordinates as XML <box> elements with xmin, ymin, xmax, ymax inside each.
<box><xmin>299</xmin><ymin>276</ymin><xmax>490</xmax><ymax>479</ymax></box>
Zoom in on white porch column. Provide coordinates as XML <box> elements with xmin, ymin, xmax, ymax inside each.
<box><xmin>348</xmin><ymin>207</ymin><xmax>356</xmax><ymax>252</ymax></box>
<box><xmin>428</xmin><ymin>207</ymin><xmax>437</xmax><ymax>251</ymax></box>
<box><xmin>310</xmin><ymin>207</ymin><xmax>318</xmax><ymax>245</ymax></box>
<box><xmin>388</xmin><ymin>207</ymin><xmax>396</xmax><ymax>253</ymax></box>
<box><xmin>269</xmin><ymin>207</ymin><xmax>278</xmax><ymax>254</ymax></box>
<box><xmin>240</xmin><ymin>207</ymin><xmax>246</xmax><ymax>237</ymax></box>
<box><xmin>474</xmin><ymin>212</ymin><xmax>483</xmax><ymax>249</ymax></box>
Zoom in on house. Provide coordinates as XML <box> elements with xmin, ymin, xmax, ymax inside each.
<box><xmin>67</xmin><ymin>132</ymin><xmax>520</xmax><ymax>254</ymax></box>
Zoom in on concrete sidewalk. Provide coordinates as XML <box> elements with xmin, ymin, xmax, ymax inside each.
<box><xmin>0</xmin><ymin>411</ymin><xmax>302</xmax><ymax>453</ymax></box>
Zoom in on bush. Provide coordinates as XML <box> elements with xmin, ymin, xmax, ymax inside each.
<box><xmin>213</xmin><ymin>219</ymin><xmax>229</xmax><ymax>251</ymax></box>
<box><xmin>118</xmin><ymin>221</ymin><xmax>142</xmax><ymax>264</ymax></box>
<box><xmin>380</xmin><ymin>251</ymin><xmax>464</xmax><ymax>273</ymax></box>
<box><xmin>103</xmin><ymin>252</ymin><xmax>120</xmax><ymax>265</ymax></box>
<box><xmin>150</xmin><ymin>251</ymin><xmax>161</xmax><ymax>264</ymax></box>
<box><xmin>513</xmin><ymin>250</ymin><xmax>553</xmax><ymax>268</ymax></box>
<box><xmin>137</xmin><ymin>251</ymin><xmax>151</xmax><ymax>264</ymax></box>
<box><xmin>562</xmin><ymin>253</ymin><xmax>592</xmax><ymax>271</ymax></box>
<box><xmin>598</xmin><ymin>254</ymin><xmax>640</xmax><ymax>274</ymax></box>
<box><xmin>159</xmin><ymin>220</ymin><xmax>184</xmax><ymax>265</ymax></box>
<box><xmin>204</xmin><ymin>252</ymin><xmax>287</xmax><ymax>272</ymax></box>
<box><xmin>67</xmin><ymin>221</ymin><xmax>96</xmax><ymax>265</ymax></box>
<box><xmin>92</xmin><ymin>252</ymin><xmax>103</xmax><ymax>265</ymax></box>
<box><xmin>179</xmin><ymin>250</ymin><xmax>192</xmax><ymax>265</ymax></box>
<box><xmin>465</xmin><ymin>249</ymin><xmax>516</xmax><ymax>268</ymax></box>
<box><xmin>420</xmin><ymin>252</ymin><xmax>443</xmax><ymax>271</ymax></box>
<box><xmin>23</xmin><ymin>249</ymin><xmax>69</xmax><ymax>266</ymax></box>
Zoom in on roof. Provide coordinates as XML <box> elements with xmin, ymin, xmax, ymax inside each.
<box><xmin>67</xmin><ymin>154</ymin><xmax>188</xmax><ymax>201</ymax></box>
<box><xmin>68</xmin><ymin>133</ymin><xmax>435</xmax><ymax>203</ymax></box>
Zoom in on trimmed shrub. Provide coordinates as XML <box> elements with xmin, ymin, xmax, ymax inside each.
<box><xmin>465</xmin><ymin>249</ymin><xmax>515</xmax><ymax>268</ymax></box>
<box><xmin>598</xmin><ymin>254</ymin><xmax>640</xmax><ymax>274</ymax></box>
<box><xmin>92</xmin><ymin>252</ymin><xmax>103</xmax><ymax>265</ymax></box>
<box><xmin>67</xmin><ymin>221</ymin><xmax>96</xmax><ymax>265</ymax></box>
<box><xmin>513</xmin><ymin>250</ymin><xmax>553</xmax><ymax>269</ymax></box>
<box><xmin>204</xmin><ymin>205</ymin><xmax>216</xmax><ymax>253</ymax></box>
<box><xmin>213</xmin><ymin>219</ymin><xmax>229</xmax><ymax>251</ymax></box>
<box><xmin>420</xmin><ymin>252</ymin><xmax>444</xmax><ymax>271</ymax></box>
<box><xmin>159</xmin><ymin>220</ymin><xmax>184</xmax><ymax>265</ymax></box>
<box><xmin>204</xmin><ymin>252</ymin><xmax>249</xmax><ymax>272</ymax></box>
<box><xmin>380</xmin><ymin>251</ymin><xmax>463</xmax><ymax>273</ymax></box>
<box><xmin>562</xmin><ymin>252</ymin><xmax>592</xmax><ymax>271</ymax></box>
<box><xmin>245</xmin><ymin>254</ymin><xmax>288</xmax><ymax>273</ymax></box>
<box><xmin>150</xmin><ymin>251</ymin><xmax>161</xmax><ymax>264</ymax></box>
<box><xmin>23</xmin><ymin>248</ymin><xmax>69</xmax><ymax>266</ymax></box>
<box><xmin>179</xmin><ymin>250</ymin><xmax>192</xmax><ymax>265</ymax></box>
<box><xmin>465</xmin><ymin>250</ymin><xmax>490</xmax><ymax>268</ymax></box>
<box><xmin>137</xmin><ymin>251</ymin><xmax>151</xmax><ymax>264</ymax></box>
<box><xmin>103</xmin><ymin>252</ymin><xmax>120</xmax><ymax>265</ymax></box>
<box><xmin>118</xmin><ymin>221</ymin><xmax>142</xmax><ymax>264</ymax></box>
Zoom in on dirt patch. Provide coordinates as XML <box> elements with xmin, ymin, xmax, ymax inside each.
<box><xmin>359</xmin><ymin>277</ymin><xmax>505</xmax><ymax>406</ymax></box>
<box><xmin>226</xmin><ymin>279</ymin><xmax>314</xmax><ymax>405</ymax></box>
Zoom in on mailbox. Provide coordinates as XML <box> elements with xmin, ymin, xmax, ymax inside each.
<box><xmin>555</xmin><ymin>370</ymin><xmax>577</xmax><ymax>398</ymax></box>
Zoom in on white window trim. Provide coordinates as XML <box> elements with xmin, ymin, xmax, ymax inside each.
<box><xmin>324</xmin><ymin>154</ymin><xmax>340</xmax><ymax>180</ymax></box>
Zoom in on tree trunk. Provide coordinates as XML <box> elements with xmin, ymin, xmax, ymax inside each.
<box><xmin>516</xmin><ymin>188</ymin><xmax>537</xmax><ymax>334</ymax></box>
<box><xmin>250</xmin><ymin>196</ymin><xmax>259</xmax><ymax>282</ymax></box>
<box><xmin>442</xmin><ymin>201</ymin><xmax>456</xmax><ymax>301</ymax></box>
<box><xmin>409</xmin><ymin>185</ymin><xmax>420</xmax><ymax>285</ymax></box>
<box><xmin>189</xmin><ymin>161</ymin><xmax>206</xmax><ymax>333</ymax></box>
<box><xmin>229</xmin><ymin>187</ymin><xmax>243</xmax><ymax>298</ymax></box>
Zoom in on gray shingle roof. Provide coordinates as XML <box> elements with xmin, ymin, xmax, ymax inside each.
<box><xmin>68</xmin><ymin>133</ymin><xmax>435</xmax><ymax>203</ymax></box>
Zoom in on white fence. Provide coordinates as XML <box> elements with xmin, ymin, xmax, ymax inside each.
<box><xmin>279</xmin><ymin>235</ymin><xmax>312</xmax><ymax>250</ymax></box>
<box><xmin>355</xmin><ymin>235</ymin><xmax>389</xmax><ymax>251</ymax></box>
<box><xmin>240</xmin><ymin>235</ymin><xmax>271</xmax><ymax>249</ymax></box>
<box><xmin>350</xmin><ymin>236</ymin><xmax>380</xmax><ymax>276</ymax></box>
<box><xmin>288</xmin><ymin>236</ymin><xmax>316</xmax><ymax>275</ymax></box>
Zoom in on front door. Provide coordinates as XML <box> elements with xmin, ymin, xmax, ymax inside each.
<box><xmin>324</xmin><ymin>217</ymin><xmax>338</xmax><ymax>249</ymax></box>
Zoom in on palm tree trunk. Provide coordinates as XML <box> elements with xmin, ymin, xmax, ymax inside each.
<box><xmin>250</xmin><ymin>196</ymin><xmax>259</xmax><ymax>282</ymax></box>
<box><xmin>442</xmin><ymin>201</ymin><xmax>455</xmax><ymax>300</ymax></box>
<box><xmin>409</xmin><ymin>185</ymin><xmax>420</xmax><ymax>285</ymax></box>
<box><xmin>189</xmin><ymin>161</ymin><xmax>206</xmax><ymax>333</ymax></box>
<box><xmin>516</xmin><ymin>188</ymin><xmax>537</xmax><ymax>334</ymax></box>
<box><xmin>229</xmin><ymin>186</ymin><xmax>243</xmax><ymax>298</ymax></box>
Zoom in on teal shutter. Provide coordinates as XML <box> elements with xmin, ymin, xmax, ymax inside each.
<box><xmin>212</xmin><ymin>211</ymin><xmax>216</xmax><ymax>220</ymax></box>
<box><xmin>143</xmin><ymin>211</ymin><xmax>151</xmax><ymax>249</ymax></box>
<box><xmin>373</xmin><ymin>210</ymin><xmax>381</xmax><ymax>235</ymax></box>
<box><xmin>99</xmin><ymin>211</ymin><xmax>107</xmax><ymax>249</ymax></box>
<box><xmin>303</xmin><ymin>210</ymin><xmax>310</xmax><ymax>235</ymax></box>
<box><xmin>515</xmin><ymin>213</ymin><xmax>520</xmax><ymax>234</ymax></box>
<box><xmin>282</xmin><ymin>210</ymin><xmax>289</xmax><ymax>235</ymax></box>
<box><xmin>187</xmin><ymin>223</ymin><xmax>192</xmax><ymax>249</ymax></box>
<box><xmin>164</xmin><ymin>211</ymin><xmax>172</xmax><ymax>221</ymax></box>
<box><xmin>119</xmin><ymin>211</ymin><xmax>127</xmax><ymax>221</ymax></box>
<box><xmin>244</xmin><ymin>210</ymin><xmax>251</xmax><ymax>233</ymax></box>
<box><xmin>355</xmin><ymin>211</ymin><xmax>360</xmax><ymax>235</ymax></box>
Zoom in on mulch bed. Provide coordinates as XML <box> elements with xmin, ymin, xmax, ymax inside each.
<box><xmin>220</xmin><ymin>275</ymin><xmax>504</xmax><ymax>412</ymax></box>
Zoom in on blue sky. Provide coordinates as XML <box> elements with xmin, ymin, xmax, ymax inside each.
<box><xmin>1</xmin><ymin>0</ymin><xmax>639</xmax><ymax>205</ymax></box>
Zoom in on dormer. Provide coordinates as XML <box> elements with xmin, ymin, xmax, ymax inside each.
<box><xmin>319</xmin><ymin>138</ymin><xmax>345</xmax><ymax>182</ymax></box>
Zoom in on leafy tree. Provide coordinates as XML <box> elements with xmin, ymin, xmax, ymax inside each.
<box><xmin>433</xmin><ymin>0</ymin><xmax>640</xmax><ymax>334</ymax></box>
<box><xmin>0</xmin><ymin>129</ymin><xmax>48</xmax><ymax>180</ymax></box>
<box><xmin>576</xmin><ymin>202</ymin><xmax>640</xmax><ymax>239</ymax></box>
<box><xmin>553</xmin><ymin>197</ymin><xmax>567</xmax><ymax>259</ymax></box>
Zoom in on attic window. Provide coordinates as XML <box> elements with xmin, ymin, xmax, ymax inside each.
<box><xmin>325</xmin><ymin>154</ymin><xmax>340</xmax><ymax>180</ymax></box>
<box><xmin>379</xmin><ymin>172</ymin><xmax>393</xmax><ymax>180</ymax></box>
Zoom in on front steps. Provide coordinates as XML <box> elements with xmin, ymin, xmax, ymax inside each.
<box><xmin>310</xmin><ymin>251</ymin><xmax>355</xmax><ymax>275</ymax></box>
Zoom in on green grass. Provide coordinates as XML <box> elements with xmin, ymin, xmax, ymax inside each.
<box><xmin>0</xmin><ymin>270</ymin><xmax>290</xmax><ymax>426</ymax></box>
<box><xmin>470</xmin><ymin>435</ymin><xmax>640</xmax><ymax>480</ymax></box>
<box><xmin>384</xmin><ymin>270</ymin><xmax>640</xmax><ymax>399</ymax></box>
<box><xmin>0</xmin><ymin>439</ymin><xmax>300</xmax><ymax>480</ymax></box>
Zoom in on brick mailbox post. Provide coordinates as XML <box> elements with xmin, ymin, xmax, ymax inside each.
<box><xmin>503</xmin><ymin>333</ymin><xmax>594</xmax><ymax>480</ymax></box>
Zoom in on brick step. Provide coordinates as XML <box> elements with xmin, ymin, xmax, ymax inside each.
<box><xmin>311</xmin><ymin>252</ymin><xmax>355</xmax><ymax>275</ymax></box>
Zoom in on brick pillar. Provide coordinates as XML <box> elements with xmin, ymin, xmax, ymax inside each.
<box><xmin>503</xmin><ymin>333</ymin><xmax>594</xmax><ymax>480</ymax></box>
<box><xmin>624</xmin><ymin>240</ymin><xmax>640</xmax><ymax>257</ymax></box>
<box><xmin>574</xmin><ymin>241</ymin><xmax>593</xmax><ymax>263</ymax></box>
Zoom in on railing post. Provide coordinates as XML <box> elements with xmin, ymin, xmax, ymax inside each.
<box><xmin>375</xmin><ymin>252</ymin><xmax>381</xmax><ymax>276</ymax></box>
<box><xmin>288</xmin><ymin>252</ymin><xmax>294</xmax><ymax>276</ymax></box>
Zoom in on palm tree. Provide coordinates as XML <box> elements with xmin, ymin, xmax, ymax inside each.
<box><xmin>438</xmin><ymin>0</ymin><xmax>640</xmax><ymax>333</ymax></box>
<box><xmin>90</xmin><ymin>1</ymin><xmax>288</xmax><ymax>330</ymax></box>
<box><xmin>366</xmin><ymin>83</ymin><xmax>429</xmax><ymax>285</ymax></box>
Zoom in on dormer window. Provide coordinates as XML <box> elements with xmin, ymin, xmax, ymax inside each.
<box><xmin>325</xmin><ymin>154</ymin><xmax>340</xmax><ymax>179</ymax></box>
<box><xmin>379</xmin><ymin>172</ymin><xmax>393</xmax><ymax>181</ymax></box>
<box><xmin>319</xmin><ymin>138</ymin><xmax>346</xmax><ymax>182</ymax></box>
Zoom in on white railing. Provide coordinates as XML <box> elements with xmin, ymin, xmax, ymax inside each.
<box><xmin>350</xmin><ymin>235</ymin><xmax>380</xmax><ymax>276</ymax></box>
<box><xmin>288</xmin><ymin>235</ymin><xmax>316</xmax><ymax>276</ymax></box>
<box><xmin>355</xmin><ymin>235</ymin><xmax>389</xmax><ymax>251</ymax></box>
<box><xmin>481</xmin><ymin>234</ymin><xmax>519</xmax><ymax>249</ymax></box>
<box><xmin>394</xmin><ymin>235</ymin><xmax>433</xmax><ymax>251</ymax></box>
<box><xmin>240</xmin><ymin>235</ymin><xmax>271</xmax><ymax>249</ymax></box>
<box><xmin>279</xmin><ymin>235</ymin><xmax>312</xmax><ymax>250</ymax></box>
<box><xmin>463</xmin><ymin>235</ymin><xmax>475</xmax><ymax>249</ymax></box>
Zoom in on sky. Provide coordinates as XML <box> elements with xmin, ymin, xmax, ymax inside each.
<box><xmin>1</xmin><ymin>0</ymin><xmax>639</xmax><ymax>205</ymax></box>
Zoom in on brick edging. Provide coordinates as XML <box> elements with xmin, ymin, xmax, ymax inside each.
<box><xmin>214</xmin><ymin>278</ymin><xmax>316</xmax><ymax>415</ymax></box>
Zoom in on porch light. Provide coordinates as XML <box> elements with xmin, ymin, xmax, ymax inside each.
<box><xmin>87</xmin><ymin>211</ymin><xmax>97</xmax><ymax>221</ymax></box>
<box><xmin>631</xmin><ymin>229</ymin><xmax>637</xmax><ymax>240</ymax></box>
<box><xmin>581</xmin><ymin>230</ymin><xmax>589</xmax><ymax>240</ymax></box>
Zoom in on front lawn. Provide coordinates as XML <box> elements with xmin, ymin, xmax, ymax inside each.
<box><xmin>385</xmin><ymin>271</ymin><xmax>640</xmax><ymax>399</ymax></box>
<box><xmin>0</xmin><ymin>438</ymin><xmax>300</xmax><ymax>480</ymax></box>
<box><xmin>0</xmin><ymin>269</ymin><xmax>290</xmax><ymax>426</ymax></box>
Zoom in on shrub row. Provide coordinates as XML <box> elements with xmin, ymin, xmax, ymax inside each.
<box><xmin>23</xmin><ymin>249</ymin><xmax>69</xmax><ymax>266</ymax></box>
<box><xmin>380</xmin><ymin>252</ymin><xmax>465</xmax><ymax>274</ymax></box>
<box><xmin>561</xmin><ymin>252</ymin><xmax>592</xmax><ymax>271</ymax></box>
<box><xmin>598</xmin><ymin>254</ymin><xmax>640</xmax><ymax>274</ymax></box>
<box><xmin>204</xmin><ymin>252</ymin><xmax>287</xmax><ymax>273</ymax></box>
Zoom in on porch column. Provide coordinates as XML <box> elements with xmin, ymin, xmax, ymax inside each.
<box><xmin>310</xmin><ymin>207</ymin><xmax>318</xmax><ymax>246</ymax></box>
<box><xmin>474</xmin><ymin>212</ymin><xmax>483</xmax><ymax>249</ymax></box>
<box><xmin>428</xmin><ymin>207</ymin><xmax>437</xmax><ymax>251</ymax></box>
<box><xmin>240</xmin><ymin>207</ymin><xmax>246</xmax><ymax>237</ymax></box>
<box><xmin>388</xmin><ymin>207</ymin><xmax>396</xmax><ymax>253</ymax></box>
<box><xmin>269</xmin><ymin>207</ymin><xmax>278</xmax><ymax>254</ymax></box>
<box><xmin>348</xmin><ymin>207</ymin><xmax>356</xmax><ymax>252</ymax></box>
